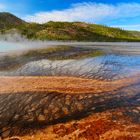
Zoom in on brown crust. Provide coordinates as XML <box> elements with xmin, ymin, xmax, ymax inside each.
<box><xmin>0</xmin><ymin>76</ymin><xmax>138</xmax><ymax>94</ymax></box>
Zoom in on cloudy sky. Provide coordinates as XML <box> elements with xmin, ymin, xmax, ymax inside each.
<box><xmin>0</xmin><ymin>0</ymin><xmax>140</xmax><ymax>30</ymax></box>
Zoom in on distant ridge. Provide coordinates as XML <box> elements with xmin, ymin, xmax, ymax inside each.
<box><xmin>0</xmin><ymin>12</ymin><xmax>25</xmax><ymax>30</ymax></box>
<box><xmin>0</xmin><ymin>12</ymin><xmax>140</xmax><ymax>42</ymax></box>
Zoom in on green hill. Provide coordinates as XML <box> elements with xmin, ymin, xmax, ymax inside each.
<box><xmin>1</xmin><ymin>12</ymin><xmax>140</xmax><ymax>42</ymax></box>
<box><xmin>0</xmin><ymin>12</ymin><xmax>25</xmax><ymax>30</ymax></box>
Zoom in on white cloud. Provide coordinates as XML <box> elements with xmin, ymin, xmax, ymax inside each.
<box><xmin>0</xmin><ymin>3</ymin><xmax>6</xmax><ymax>11</ymax></box>
<box><xmin>113</xmin><ymin>24</ymin><xmax>140</xmax><ymax>31</ymax></box>
<box><xmin>24</xmin><ymin>2</ymin><xmax>140</xmax><ymax>24</ymax></box>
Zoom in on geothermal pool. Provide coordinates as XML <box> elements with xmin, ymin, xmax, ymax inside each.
<box><xmin>0</xmin><ymin>41</ymin><xmax>25</xmax><ymax>53</ymax></box>
<box><xmin>1</xmin><ymin>41</ymin><xmax>140</xmax><ymax>80</ymax></box>
<box><xmin>0</xmin><ymin>41</ymin><xmax>140</xmax><ymax>139</ymax></box>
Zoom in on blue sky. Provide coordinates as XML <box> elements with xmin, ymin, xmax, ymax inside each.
<box><xmin>0</xmin><ymin>0</ymin><xmax>140</xmax><ymax>30</ymax></box>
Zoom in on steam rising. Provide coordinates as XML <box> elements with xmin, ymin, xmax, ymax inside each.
<box><xmin>1</xmin><ymin>32</ymin><xmax>140</xmax><ymax>55</ymax></box>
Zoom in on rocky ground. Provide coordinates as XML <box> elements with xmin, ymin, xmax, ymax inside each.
<box><xmin>0</xmin><ymin>76</ymin><xmax>140</xmax><ymax>140</ymax></box>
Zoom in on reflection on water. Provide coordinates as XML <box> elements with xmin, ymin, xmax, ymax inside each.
<box><xmin>0</xmin><ymin>42</ymin><xmax>140</xmax><ymax>80</ymax></box>
<box><xmin>1</xmin><ymin>52</ymin><xmax>140</xmax><ymax>80</ymax></box>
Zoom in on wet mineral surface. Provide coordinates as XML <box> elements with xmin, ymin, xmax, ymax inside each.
<box><xmin>0</xmin><ymin>76</ymin><xmax>140</xmax><ymax>140</ymax></box>
<box><xmin>0</xmin><ymin>45</ymin><xmax>140</xmax><ymax>140</ymax></box>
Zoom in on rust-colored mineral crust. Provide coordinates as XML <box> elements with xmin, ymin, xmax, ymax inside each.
<box><xmin>0</xmin><ymin>76</ymin><xmax>140</xmax><ymax>140</ymax></box>
<box><xmin>0</xmin><ymin>76</ymin><xmax>138</xmax><ymax>94</ymax></box>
